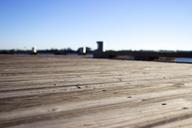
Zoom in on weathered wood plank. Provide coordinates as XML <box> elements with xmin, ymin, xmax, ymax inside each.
<box><xmin>1</xmin><ymin>55</ymin><xmax>192</xmax><ymax>128</ymax></box>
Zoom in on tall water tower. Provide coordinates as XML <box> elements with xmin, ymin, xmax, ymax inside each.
<box><xmin>93</xmin><ymin>41</ymin><xmax>104</xmax><ymax>58</ymax></box>
<box><xmin>97</xmin><ymin>41</ymin><xmax>103</xmax><ymax>53</ymax></box>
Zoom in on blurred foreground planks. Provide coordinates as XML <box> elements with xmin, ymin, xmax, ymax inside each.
<box><xmin>1</xmin><ymin>55</ymin><xmax>192</xmax><ymax>128</ymax></box>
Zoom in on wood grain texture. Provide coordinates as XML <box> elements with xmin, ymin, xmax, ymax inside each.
<box><xmin>1</xmin><ymin>55</ymin><xmax>192</xmax><ymax>128</ymax></box>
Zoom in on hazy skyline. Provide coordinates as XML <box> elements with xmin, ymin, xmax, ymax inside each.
<box><xmin>0</xmin><ymin>0</ymin><xmax>192</xmax><ymax>50</ymax></box>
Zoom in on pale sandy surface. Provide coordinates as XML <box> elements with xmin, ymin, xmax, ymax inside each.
<box><xmin>1</xmin><ymin>55</ymin><xmax>192</xmax><ymax>128</ymax></box>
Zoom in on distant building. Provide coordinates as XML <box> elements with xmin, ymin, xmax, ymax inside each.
<box><xmin>85</xmin><ymin>47</ymin><xmax>93</xmax><ymax>54</ymax></box>
<box><xmin>77</xmin><ymin>46</ymin><xmax>93</xmax><ymax>55</ymax></box>
<box><xmin>93</xmin><ymin>41</ymin><xmax>104</xmax><ymax>58</ymax></box>
<box><xmin>83</xmin><ymin>46</ymin><xmax>86</xmax><ymax>54</ymax></box>
<box><xmin>97</xmin><ymin>41</ymin><xmax>103</xmax><ymax>53</ymax></box>
<box><xmin>32</xmin><ymin>46</ymin><xmax>37</xmax><ymax>54</ymax></box>
<box><xmin>77</xmin><ymin>47</ymin><xmax>86</xmax><ymax>55</ymax></box>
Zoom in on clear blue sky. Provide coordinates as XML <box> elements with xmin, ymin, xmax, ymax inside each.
<box><xmin>0</xmin><ymin>0</ymin><xmax>192</xmax><ymax>50</ymax></box>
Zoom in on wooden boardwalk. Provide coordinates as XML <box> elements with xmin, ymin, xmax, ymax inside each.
<box><xmin>1</xmin><ymin>55</ymin><xmax>192</xmax><ymax>128</ymax></box>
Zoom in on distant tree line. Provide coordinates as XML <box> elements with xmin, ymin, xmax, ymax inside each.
<box><xmin>2</xmin><ymin>48</ymin><xmax>192</xmax><ymax>59</ymax></box>
<box><xmin>0</xmin><ymin>47</ymin><xmax>94</xmax><ymax>55</ymax></box>
<box><xmin>94</xmin><ymin>50</ymin><xmax>192</xmax><ymax>60</ymax></box>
